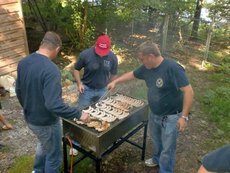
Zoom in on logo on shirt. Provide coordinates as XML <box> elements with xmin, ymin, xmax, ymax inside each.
<box><xmin>156</xmin><ymin>78</ymin><xmax>163</xmax><ymax>88</ymax></box>
<box><xmin>104</xmin><ymin>60</ymin><xmax>110</xmax><ymax>68</ymax></box>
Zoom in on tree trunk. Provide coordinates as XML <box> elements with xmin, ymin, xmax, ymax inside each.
<box><xmin>190</xmin><ymin>0</ymin><xmax>203</xmax><ymax>41</ymax></box>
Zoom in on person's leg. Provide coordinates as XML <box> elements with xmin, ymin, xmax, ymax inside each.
<box><xmin>159</xmin><ymin>114</ymin><xmax>180</xmax><ymax>173</ymax></box>
<box><xmin>146</xmin><ymin>111</ymin><xmax>162</xmax><ymax>166</ymax></box>
<box><xmin>28</xmin><ymin>124</ymin><xmax>46</xmax><ymax>173</ymax></box>
<box><xmin>28</xmin><ymin>121</ymin><xmax>62</xmax><ymax>173</ymax></box>
<box><xmin>0</xmin><ymin>114</ymin><xmax>13</xmax><ymax>129</ymax></box>
<box><xmin>91</xmin><ymin>87</ymin><xmax>106</xmax><ymax>103</ymax></box>
<box><xmin>76</xmin><ymin>85</ymin><xmax>95</xmax><ymax>110</ymax></box>
<box><xmin>45</xmin><ymin>122</ymin><xmax>62</xmax><ymax>173</ymax></box>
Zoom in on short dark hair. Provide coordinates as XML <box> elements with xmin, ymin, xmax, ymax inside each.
<box><xmin>137</xmin><ymin>41</ymin><xmax>161</xmax><ymax>57</ymax></box>
<box><xmin>40</xmin><ymin>31</ymin><xmax>62</xmax><ymax>49</ymax></box>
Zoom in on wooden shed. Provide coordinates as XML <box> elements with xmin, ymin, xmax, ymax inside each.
<box><xmin>0</xmin><ymin>0</ymin><xmax>29</xmax><ymax>76</ymax></box>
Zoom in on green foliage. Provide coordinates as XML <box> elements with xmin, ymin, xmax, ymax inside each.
<box><xmin>61</xmin><ymin>70</ymin><xmax>75</xmax><ymax>82</ymax></box>
<box><xmin>22</xmin><ymin>0</ymin><xmax>95</xmax><ymax>51</ymax></box>
<box><xmin>205</xmin><ymin>0</ymin><xmax>230</xmax><ymax>20</ymax></box>
<box><xmin>217</xmin><ymin>63</ymin><xmax>230</xmax><ymax>74</ymax></box>
<box><xmin>208</xmin><ymin>73</ymin><xmax>230</xmax><ymax>83</ymax></box>
<box><xmin>202</xmin><ymin>86</ymin><xmax>230</xmax><ymax>132</ymax></box>
<box><xmin>8</xmin><ymin>155</ymin><xmax>34</xmax><ymax>173</ymax></box>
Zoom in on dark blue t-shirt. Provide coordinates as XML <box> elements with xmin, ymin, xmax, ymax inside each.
<box><xmin>74</xmin><ymin>47</ymin><xmax>118</xmax><ymax>89</ymax></box>
<box><xmin>133</xmin><ymin>58</ymin><xmax>189</xmax><ymax>116</ymax></box>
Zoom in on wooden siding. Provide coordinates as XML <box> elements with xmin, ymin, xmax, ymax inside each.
<box><xmin>0</xmin><ymin>0</ymin><xmax>29</xmax><ymax>76</ymax></box>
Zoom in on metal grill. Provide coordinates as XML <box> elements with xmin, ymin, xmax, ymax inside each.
<box><xmin>62</xmin><ymin>94</ymin><xmax>149</xmax><ymax>173</ymax></box>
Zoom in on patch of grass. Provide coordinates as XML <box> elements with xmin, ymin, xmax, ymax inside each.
<box><xmin>208</xmin><ymin>73</ymin><xmax>230</xmax><ymax>83</ymax></box>
<box><xmin>69</xmin><ymin>157</ymin><xmax>94</xmax><ymax>173</ymax></box>
<box><xmin>201</xmin><ymin>86</ymin><xmax>230</xmax><ymax>134</ymax></box>
<box><xmin>60</xmin><ymin>146</ymin><xmax>94</xmax><ymax>173</ymax></box>
<box><xmin>8</xmin><ymin>155</ymin><xmax>34</xmax><ymax>173</ymax></box>
<box><xmin>198</xmin><ymin>74</ymin><xmax>230</xmax><ymax>153</ymax></box>
<box><xmin>7</xmin><ymin>153</ymin><xmax>94</xmax><ymax>173</ymax></box>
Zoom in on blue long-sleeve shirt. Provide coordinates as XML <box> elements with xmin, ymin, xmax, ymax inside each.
<box><xmin>16</xmin><ymin>52</ymin><xmax>81</xmax><ymax>126</ymax></box>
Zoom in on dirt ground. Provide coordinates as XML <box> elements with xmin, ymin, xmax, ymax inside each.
<box><xmin>0</xmin><ymin>40</ymin><xmax>217</xmax><ymax>173</ymax></box>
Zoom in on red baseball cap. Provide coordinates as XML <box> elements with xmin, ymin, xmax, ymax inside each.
<box><xmin>95</xmin><ymin>35</ymin><xmax>111</xmax><ymax>57</ymax></box>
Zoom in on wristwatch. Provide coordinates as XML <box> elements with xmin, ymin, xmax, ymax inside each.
<box><xmin>181</xmin><ymin>115</ymin><xmax>189</xmax><ymax>121</ymax></box>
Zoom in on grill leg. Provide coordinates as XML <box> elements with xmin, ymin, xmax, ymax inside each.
<box><xmin>96</xmin><ymin>158</ymin><xmax>102</xmax><ymax>173</ymax></box>
<box><xmin>62</xmin><ymin>137</ymin><xmax>69</xmax><ymax>173</ymax></box>
<box><xmin>141</xmin><ymin>122</ymin><xmax>148</xmax><ymax>160</ymax></box>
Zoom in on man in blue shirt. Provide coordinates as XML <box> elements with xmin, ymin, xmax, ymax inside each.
<box><xmin>107</xmin><ymin>41</ymin><xmax>194</xmax><ymax>173</ymax></box>
<box><xmin>16</xmin><ymin>31</ymin><xmax>90</xmax><ymax>173</ymax></box>
<box><xmin>71</xmin><ymin>34</ymin><xmax>118</xmax><ymax>156</ymax></box>
<box><xmin>74</xmin><ymin>34</ymin><xmax>118</xmax><ymax>110</ymax></box>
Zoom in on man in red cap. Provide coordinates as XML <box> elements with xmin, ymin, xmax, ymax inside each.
<box><xmin>71</xmin><ymin>34</ymin><xmax>118</xmax><ymax>156</ymax></box>
<box><xmin>74</xmin><ymin>34</ymin><xmax>118</xmax><ymax>109</ymax></box>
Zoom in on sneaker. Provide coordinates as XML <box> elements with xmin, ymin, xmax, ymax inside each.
<box><xmin>69</xmin><ymin>148</ymin><xmax>78</xmax><ymax>156</ymax></box>
<box><xmin>145</xmin><ymin>158</ymin><xmax>158</xmax><ymax>167</ymax></box>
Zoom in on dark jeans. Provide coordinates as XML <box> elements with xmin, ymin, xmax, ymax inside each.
<box><xmin>76</xmin><ymin>85</ymin><xmax>106</xmax><ymax>110</ymax></box>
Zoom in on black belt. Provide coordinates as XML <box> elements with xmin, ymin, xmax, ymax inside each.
<box><xmin>170</xmin><ymin>110</ymin><xmax>182</xmax><ymax>115</ymax></box>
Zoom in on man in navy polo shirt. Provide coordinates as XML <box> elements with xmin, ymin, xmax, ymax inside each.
<box><xmin>74</xmin><ymin>34</ymin><xmax>118</xmax><ymax>110</ymax></box>
<box><xmin>107</xmin><ymin>41</ymin><xmax>194</xmax><ymax>173</ymax></box>
<box><xmin>71</xmin><ymin>34</ymin><xmax>118</xmax><ymax>156</ymax></box>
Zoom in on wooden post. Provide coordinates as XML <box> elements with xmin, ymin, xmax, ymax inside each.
<box><xmin>203</xmin><ymin>17</ymin><xmax>215</xmax><ymax>64</ymax></box>
<box><xmin>161</xmin><ymin>15</ymin><xmax>169</xmax><ymax>54</ymax></box>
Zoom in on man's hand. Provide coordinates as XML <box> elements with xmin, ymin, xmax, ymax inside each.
<box><xmin>79</xmin><ymin>111</ymin><xmax>90</xmax><ymax>123</ymax></box>
<box><xmin>177</xmin><ymin>117</ymin><xmax>187</xmax><ymax>132</ymax></box>
<box><xmin>107</xmin><ymin>81</ymin><xmax>116</xmax><ymax>91</ymax></box>
<box><xmin>78</xmin><ymin>83</ymin><xmax>85</xmax><ymax>93</ymax></box>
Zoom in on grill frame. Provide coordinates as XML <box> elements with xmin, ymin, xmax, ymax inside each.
<box><xmin>62</xmin><ymin>96</ymin><xmax>149</xmax><ymax>173</ymax></box>
<box><xmin>63</xmin><ymin>102</ymin><xmax>148</xmax><ymax>156</ymax></box>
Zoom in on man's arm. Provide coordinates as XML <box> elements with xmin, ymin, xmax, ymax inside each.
<box><xmin>107</xmin><ymin>71</ymin><xmax>135</xmax><ymax>90</ymax></box>
<box><xmin>110</xmin><ymin>75</ymin><xmax>118</xmax><ymax>82</ymax></box>
<box><xmin>178</xmin><ymin>84</ymin><xmax>194</xmax><ymax>132</ymax></box>
<box><xmin>73</xmin><ymin>69</ymin><xmax>84</xmax><ymax>93</ymax></box>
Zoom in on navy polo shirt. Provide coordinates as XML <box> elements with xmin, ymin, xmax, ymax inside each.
<box><xmin>74</xmin><ymin>47</ymin><xmax>118</xmax><ymax>89</ymax></box>
<box><xmin>133</xmin><ymin>58</ymin><xmax>189</xmax><ymax>116</ymax></box>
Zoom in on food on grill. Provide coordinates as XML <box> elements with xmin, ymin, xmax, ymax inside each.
<box><xmin>83</xmin><ymin>106</ymin><xmax>94</xmax><ymax>113</ymax></box>
<box><xmin>113</xmin><ymin>94</ymin><xmax>144</xmax><ymax>107</ymax></box>
<box><xmin>101</xmin><ymin>114</ymin><xmax>116</xmax><ymax>122</ymax></box>
<box><xmin>87</xmin><ymin>121</ymin><xmax>101</xmax><ymax>128</ymax></box>
<box><xmin>73</xmin><ymin>118</ymin><xmax>85</xmax><ymax>124</ymax></box>
<box><xmin>95</xmin><ymin>121</ymin><xmax>110</xmax><ymax>132</ymax></box>
<box><xmin>73</xmin><ymin>94</ymin><xmax>144</xmax><ymax>132</ymax></box>
<box><xmin>87</xmin><ymin>120</ymin><xmax>110</xmax><ymax>131</ymax></box>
